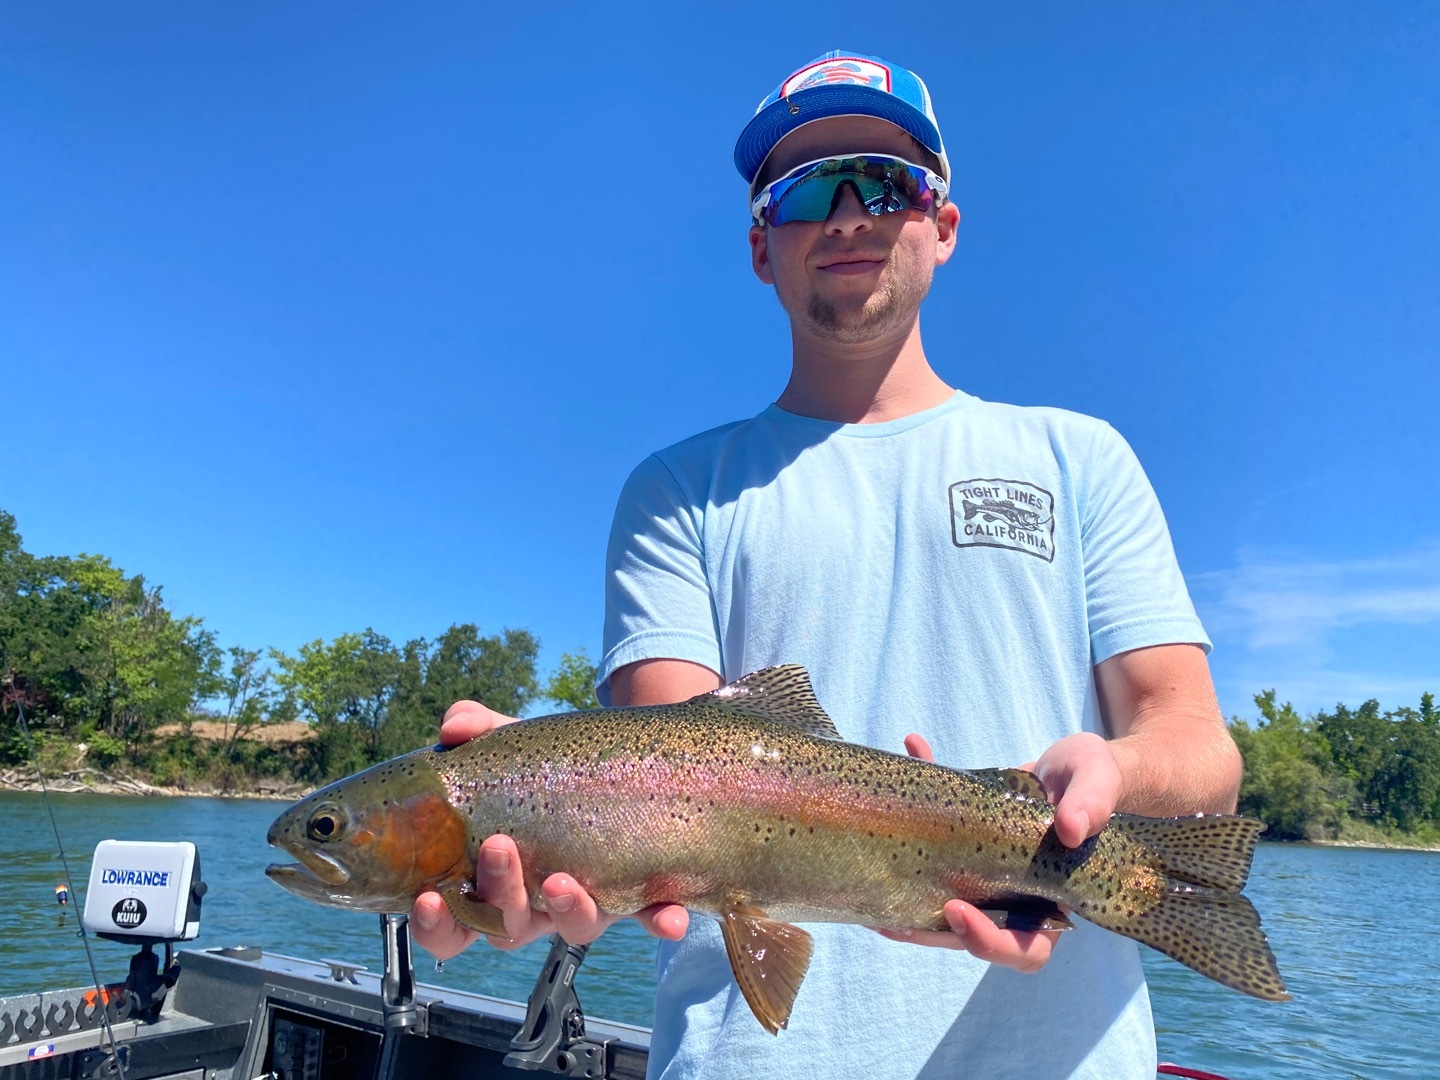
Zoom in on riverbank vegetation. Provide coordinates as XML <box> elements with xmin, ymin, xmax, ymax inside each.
<box><xmin>3</xmin><ymin>508</ymin><xmax>1437</xmax><ymax>843</ymax></box>
<box><xmin>0</xmin><ymin>509</ymin><xmax>598</xmax><ymax>795</ymax></box>
<box><xmin>1230</xmin><ymin>689</ymin><xmax>1440</xmax><ymax>845</ymax></box>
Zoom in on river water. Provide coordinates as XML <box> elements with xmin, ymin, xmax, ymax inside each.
<box><xmin>1</xmin><ymin>791</ymin><xmax>1434</xmax><ymax>1078</ymax></box>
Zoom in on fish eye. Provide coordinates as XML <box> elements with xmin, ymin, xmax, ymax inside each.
<box><xmin>307</xmin><ymin>805</ymin><xmax>347</xmax><ymax>842</ymax></box>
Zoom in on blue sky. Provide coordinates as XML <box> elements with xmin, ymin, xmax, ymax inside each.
<box><xmin>3</xmin><ymin>3</ymin><xmax>1437</xmax><ymax>723</ymax></box>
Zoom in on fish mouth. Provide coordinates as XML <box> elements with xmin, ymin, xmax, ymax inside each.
<box><xmin>265</xmin><ymin>846</ymin><xmax>351</xmax><ymax>888</ymax></box>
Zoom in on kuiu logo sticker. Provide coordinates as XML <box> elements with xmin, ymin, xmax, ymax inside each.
<box><xmin>111</xmin><ymin>896</ymin><xmax>147</xmax><ymax>929</ymax></box>
<box><xmin>949</xmin><ymin>478</ymin><xmax>1055</xmax><ymax>562</ymax></box>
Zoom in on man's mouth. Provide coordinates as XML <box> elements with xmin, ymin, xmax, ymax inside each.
<box><xmin>817</xmin><ymin>252</ymin><xmax>881</xmax><ymax>272</ymax></box>
<box><xmin>818</xmin><ymin>256</ymin><xmax>885</xmax><ymax>275</ymax></box>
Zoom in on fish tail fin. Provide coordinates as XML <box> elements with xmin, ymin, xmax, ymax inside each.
<box><xmin>1113</xmin><ymin>813</ymin><xmax>1263</xmax><ymax>891</ymax></box>
<box><xmin>1090</xmin><ymin>879</ymin><xmax>1291</xmax><ymax>1002</ymax></box>
<box><xmin>1084</xmin><ymin>815</ymin><xmax>1290</xmax><ymax>1002</ymax></box>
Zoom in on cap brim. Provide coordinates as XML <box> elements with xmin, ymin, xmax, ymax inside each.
<box><xmin>734</xmin><ymin>85</ymin><xmax>944</xmax><ymax>185</ymax></box>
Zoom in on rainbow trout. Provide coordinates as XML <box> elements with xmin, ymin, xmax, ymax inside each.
<box><xmin>266</xmin><ymin>665</ymin><xmax>1288</xmax><ymax>1032</ymax></box>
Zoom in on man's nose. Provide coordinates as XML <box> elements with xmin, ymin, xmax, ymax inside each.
<box><xmin>824</xmin><ymin>181</ymin><xmax>873</xmax><ymax>234</ymax></box>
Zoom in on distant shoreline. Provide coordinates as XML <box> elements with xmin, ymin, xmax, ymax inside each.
<box><xmin>0</xmin><ymin>769</ymin><xmax>302</xmax><ymax>802</ymax></box>
<box><xmin>1300</xmin><ymin>837</ymin><xmax>1440</xmax><ymax>853</ymax></box>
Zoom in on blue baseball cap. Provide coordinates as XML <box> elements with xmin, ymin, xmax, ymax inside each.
<box><xmin>734</xmin><ymin>51</ymin><xmax>950</xmax><ymax>191</ymax></box>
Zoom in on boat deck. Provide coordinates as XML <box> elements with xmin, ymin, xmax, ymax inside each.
<box><xmin>0</xmin><ymin>945</ymin><xmax>650</xmax><ymax>1080</ymax></box>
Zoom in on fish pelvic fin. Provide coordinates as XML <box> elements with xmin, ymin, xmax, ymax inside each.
<box><xmin>718</xmin><ymin>899</ymin><xmax>814</xmax><ymax>1035</ymax></box>
<box><xmin>701</xmin><ymin>666</ymin><xmax>843</xmax><ymax>740</ymax></box>
<box><xmin>439</xmin><ymin>885</ymin><xmax>509</xmax><ymax>939</ymax></box>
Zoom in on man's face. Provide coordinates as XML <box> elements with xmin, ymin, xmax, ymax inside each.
<box><xmin>748</xmin><ymin>116</ymin><xmax>959</xmax><ymax>346</ymax></box>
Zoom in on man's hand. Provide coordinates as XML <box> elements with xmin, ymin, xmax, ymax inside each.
<box><xmin>872</xmin><ymin>731</ymin><xmax>1121</xmax><ymax>973</ymax></box>
<box><xmin>408</xmin><ymin>699</ymin><xmax>690</xmax><ymax>961</ymax></box>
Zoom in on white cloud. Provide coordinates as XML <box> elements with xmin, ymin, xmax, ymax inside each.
<box><xmin>1193</xmin><ymin>545</ymin><xmax>1440</xmax><ymax>717</ymax></box>
<box><xmin>1195</xmin><ymin>546</ymin><xmax>1440</xmax><ymax>649</ymax></box>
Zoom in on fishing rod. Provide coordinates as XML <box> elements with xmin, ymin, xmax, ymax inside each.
<box><xmin>3</xmin><ymin>674</ymin><xmax>131</xmax><ymax>1080</ymax></box>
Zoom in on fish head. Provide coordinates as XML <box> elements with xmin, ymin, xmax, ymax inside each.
<box><xmin>265</xmin><ymin>752</ymin><xmax>472</xmax><ymax>912</ymax></box>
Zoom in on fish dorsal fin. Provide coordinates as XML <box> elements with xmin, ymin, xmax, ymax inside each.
<box><xmin>966</xmin><ymin>767</ymin><xmax>1051</xmax><ymax>803</ymax></box>
<box><xmin>698</xmin><ymin>665</ymin><xmax>843</xmax><ymax>739</ymax></box>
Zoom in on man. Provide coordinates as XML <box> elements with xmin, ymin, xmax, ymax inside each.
<box><xmin>413</xmin><ymin>51</ymin><xmax>1240</xmax><ymax>1079</ymax></box>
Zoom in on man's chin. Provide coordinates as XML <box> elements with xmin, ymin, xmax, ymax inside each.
<box><xmin>803</xmin><ymin>297</ymin><xmax>906</xmax><ymax>343</ymax></box>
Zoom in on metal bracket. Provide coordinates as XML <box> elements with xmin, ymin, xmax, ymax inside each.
<box><xmin>78</xmin><ymin>1044</ymin><xmax>130</xmax><ymax>1079</ymax></box>
<box><xmin>379</xmin><ymin>914</ymin><xmax>423</xmax><ymax>1035</ymax></box>
<box><xmin>375</xmin><ymin>915</ymin><xmax>425</xmax><ymax>1080</ymax></box>
<box><xmin>319</xmin><ymin>959</ymin><xmax>365</xmax><ymax>984</ymax></box>
<box><xmin>503</xmin><ymin>936</ymin><xmax>607</xmax><ymax>1077</ymax></box>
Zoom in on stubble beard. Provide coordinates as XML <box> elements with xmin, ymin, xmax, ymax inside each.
<box><xmin>784</xmin><ymin>256</ymin><xmax>935</xmax><ymax>345</ymax></box>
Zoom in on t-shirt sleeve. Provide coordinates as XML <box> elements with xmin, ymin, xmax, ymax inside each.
<box><xmin>597</xmin><ymin>454</ymin><xmax>722</xmax><ymax>704</ymax></box>
<box><xmin>1081</xmin><ymin>423</ymin><xmax>1211</xmax><ymax>664</ymax></box>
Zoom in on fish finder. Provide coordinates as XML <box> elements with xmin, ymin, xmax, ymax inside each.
<box><xmin>82</xmin><ymin>840</ymin><xmax>205</xmax><ymax>944</ymax></box>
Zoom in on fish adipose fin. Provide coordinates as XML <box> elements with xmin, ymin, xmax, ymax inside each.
<box><xmin>1090</xmin><ymin>815</ymin><xmax>1290</xmax><ymax>1002</ymax></box>
<box><xmin>700</xmin><ymin>666</ymin><xmax>844</xmax><ymax>740</ymax></box>
<box><xmin>439</xmin><ymin>885</ymin><xmax>509</xmax><ymax>938</ymax></box>
<box><xmin>719</xmin><ymin>898</ymin><xmax>814</xmax><ymax>1035</ymax></box>
<box><xmin>965</xmin><ymin>767</ymin><xmax>1051</xmax><ymax>803</ymax></box>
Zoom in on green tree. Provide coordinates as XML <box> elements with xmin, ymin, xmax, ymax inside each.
<box><xmin>2</xmin><ymin>517</ymin><xmax>218</xmax><ymax>755</ymax></box>
<box><xmin>545</xmin><ymin>650</ymin><xmax>600</xmax><ymax>712</ymax></box>
<box><xmin>219</xmin><ymin>646</ymin><xmax>278</xmax><ymax>757</ymax></box>
<box><xmin>421</xmin><ymin>624</ymin><xmax>540</xmax><ymax>719</ymax></box>
<box><xmin>1383</xmin><ymin>715</ymin><xmax>1440</xmax><ymax>830</ymax></box>
<box><xmin>1230</xmin><ymin>691</ymin><xmax>1350</xmax><ymax>840</ymax></box>
<box><xmin>272</xmin><ymin>629</ymin><xmax>402</xmax><ymax>774</ymax></box>
<box><xmin>375</xmin><ymin>636</ymin><xmax>432</xmax><ymax>759</ymax></box>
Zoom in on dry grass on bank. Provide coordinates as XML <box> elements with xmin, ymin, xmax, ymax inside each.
<box><xmin>151</xmin><ymin>720</ymin><xmax>315</xmax><ymax>744</ymax></box>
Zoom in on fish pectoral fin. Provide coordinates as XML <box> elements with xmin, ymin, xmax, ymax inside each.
<box><xmin>972</xmin><ymin>898</ymin><xmax>1074</xmax><ymax>933</ymax></box>
<box><xmin>719</xmin><ymin>901</ymin><xmax>813</xmax><ymax>1036</ymax></box>
<box><xmin>439</xmin><ymin>885</ymin><xmax>509</xmax><ymax>938</ymax></box>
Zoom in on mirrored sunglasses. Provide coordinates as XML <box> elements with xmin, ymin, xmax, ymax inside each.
<box><xmin>750</xmin><ymin>155</ymin><xmax>949</xmax><ymax>227</ymax></box>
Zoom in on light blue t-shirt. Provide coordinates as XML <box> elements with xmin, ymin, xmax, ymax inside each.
<box><xmin>598</xmin><ymin>390</ymin><xmax>1210</xmax><ymax>1080</ymax></box>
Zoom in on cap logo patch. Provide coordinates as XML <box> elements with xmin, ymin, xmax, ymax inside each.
<box><xmin>782</xmin><ymin>57</ymin><xmax>891</xmax><ymax>97</ymax></box>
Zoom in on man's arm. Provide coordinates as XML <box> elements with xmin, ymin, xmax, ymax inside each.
<box><xmin>1096</xmin><ymin>641</ymin><xmax>1241</xmax><ymax>815</ymax></box>
<box><xmin>609</xmin><ymin>657</ymin><xmax>722</xmax><ymax>707</ymax></box>
<box><xmin>408</xmin><ymin>659</ymin><xmax>716</xmax><ymax>960</ymax></box>
<box><xmin>880</xmin><ymin>641</ymin><xmax>1240</xmax><ymax>971</ymax></box>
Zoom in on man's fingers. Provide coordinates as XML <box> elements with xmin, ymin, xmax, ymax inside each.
<box><xmin>872</xmin><ymin>926</ymin><xmax>964</xmax><ymax>950</ymax></box>
<box><xmin>439</xmin><ymin>701</ymin><xmax>520</xmax><ymax>747</ymax></box>
<box><xmin>903</xmin><ymin>733</ymin><xmax>934</xmax><ymax>762</ymax></box>
<box><xmin>541</xmin><ymin>874</ymin><xmax>610</xmax><ymax>946</ymax></box>
<box><xmin>478</xmin><ymin>835</ymin><xmax>549</xmax><ymax>947</ymax></box>
<box><xmin>1030</xmin><ymin>732</ymin><xmax>1122</xmax><ymax>848</ymax></box>
<box><xmin>409</xmin><ymin>891</ymin><xmax>480</xmax><ymax>961</ymax></box>
<box><xmin>871</xmin><ymin>903</ymin><xmax>1060</xmax><ymax>974</ymax></box>
<box><xmin>635</xmin><ymin>903</ymin><xmax>690</xmax><ymax>941</ymax></box>
<box><xmin>1053</xmin><ymin>800</ymin><xmax>1098</xmax><ymax>849</ymax></box>
<box><xmin>539</xmin><ymin>882</ymin><xmax>689</xmax><ymax>945</ymax></box>
<box><xmin>941</xmin><ymin>900</ymin><xmax>1057</xmax><ymax>973</ymax></box>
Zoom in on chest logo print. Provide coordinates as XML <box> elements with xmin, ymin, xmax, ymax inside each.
<box><xmin>948</xmin><ymin>478</ymin><xmax>1055</xmax><ymax>562</ymax></box>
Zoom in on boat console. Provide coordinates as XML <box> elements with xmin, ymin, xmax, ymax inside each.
<box><xmin>0</xmin><ymin>841</ymin><xmax>650</xmax><ymax>1080</ymax></box>
<box><xmin>0</xmin><ymin>935</ymin><xmax>651</xmax><ymax>1080</ymax></box>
